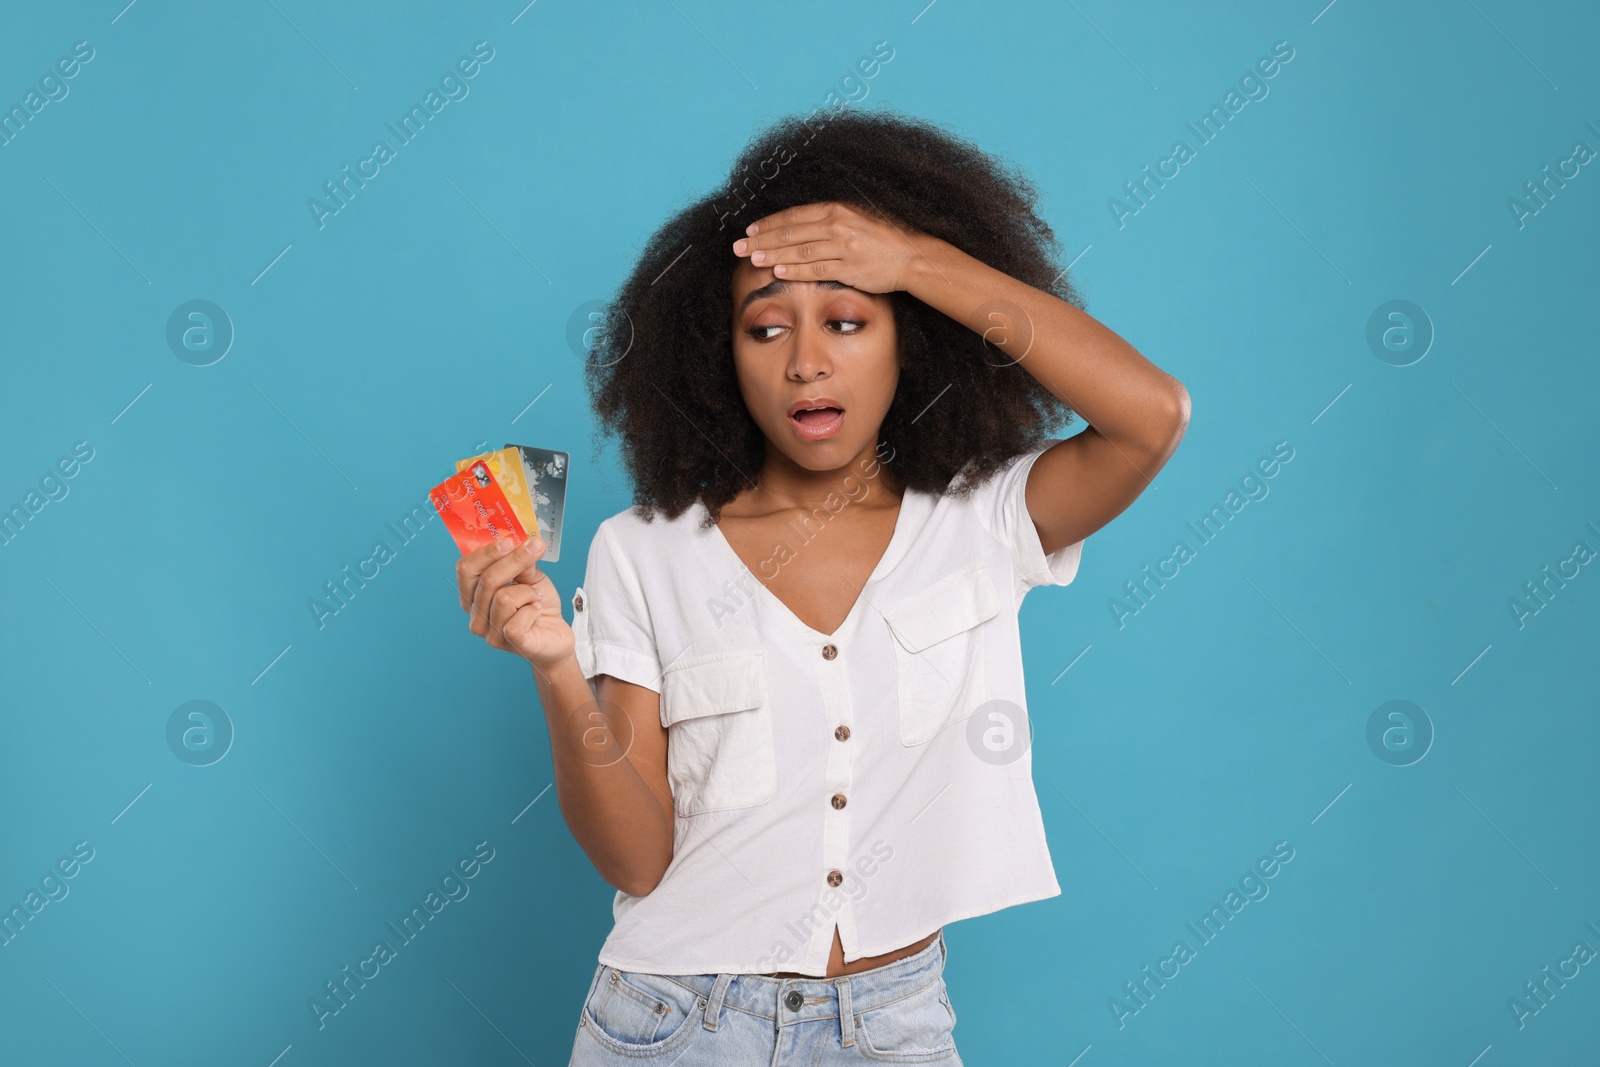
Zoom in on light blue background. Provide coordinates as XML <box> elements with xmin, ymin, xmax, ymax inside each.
<box><xmin>3</xmin><ymin>1</ymin><xmax>1597</xmax><ymax>1063</ymax></box>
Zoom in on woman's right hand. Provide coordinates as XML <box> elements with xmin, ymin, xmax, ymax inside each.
<box><xmin>455</xmin><ymin>535</ymin><xmax>574</xmax><ymax>669</ymax></box>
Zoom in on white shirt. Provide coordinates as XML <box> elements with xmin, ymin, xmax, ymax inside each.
<box><xmin>569</xmin><ymin>443</ymin><xmax>1085</xmax><ymax>976</ymax></box>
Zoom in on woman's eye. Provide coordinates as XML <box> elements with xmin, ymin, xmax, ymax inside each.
<box><xmin>745</xmin><ymin>319</ymin><xmax>864</xmax><ymax>341</ymax></box>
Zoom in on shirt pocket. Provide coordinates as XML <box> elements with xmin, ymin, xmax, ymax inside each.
<box><xmin>659</xmin><ymin>649</ymin><xmax>776</xmax><ymax>817</ymax></box>
<box><xmin>878</xmin><ymin>561</ymin><xmax>1003</xmax><ymax>747</ymax></box>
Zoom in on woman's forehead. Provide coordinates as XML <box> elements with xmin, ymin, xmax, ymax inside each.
<box><xmin>733</xmin><ymin>273</ymin><xmax>876</xmax><ymax>312</ymax></box>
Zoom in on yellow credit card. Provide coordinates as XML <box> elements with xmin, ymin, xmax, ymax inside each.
<box><xmin>455</xmin><ymin>447</ymin><xmax>541</xmax><ymax>544</ymax></box>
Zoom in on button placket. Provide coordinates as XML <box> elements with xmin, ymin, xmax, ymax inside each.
<box><xmin>812</xmin><ymin>633</ymin><xmax>856</xmax><ymax>974</ymax></box>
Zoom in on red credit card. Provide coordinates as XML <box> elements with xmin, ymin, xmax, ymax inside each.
<box><xmin>429</xmin><ymin>459</ymin><xmax>528</xmax><ymax>555</ymax></box>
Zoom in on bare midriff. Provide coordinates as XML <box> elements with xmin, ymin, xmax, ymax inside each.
<box><xmin>762</xmin><ymin>926</ymin><xmax>940</xmax><ymax>979</ymax></box>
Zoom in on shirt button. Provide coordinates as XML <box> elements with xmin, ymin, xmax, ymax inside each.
<box><xmin>784</xmin><ymin>989</ymin><xmax>803</xmax><ymax>1011</ymax></box>
<box><xmin>831</xmin><ymin>793</ymin><xmax>847</xmax><ymax>809</ymax></box>
<box><xmin>821</xmin><ymin>643</ymin><xmax>837</xmax><ymax>660</ymax></box>
<box><xmin>834</xmin><ymin>725</ymin><xmax>850</xmax><ymax>741</ymax></box>
<box><xmin>826</xmin><ymin>869</ymin><xmax>843</xmax><ymax>887</ymax></box>
<box><xmin>573</xmin><ymin>592</ymin><xmax>584</xmax><ymax>612</ymax></box>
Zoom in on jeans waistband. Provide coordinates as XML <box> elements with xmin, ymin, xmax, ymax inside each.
<box><xmin>629</xmin><ymin>928</ymin><xmax>947</xmax><ymax>1030</ymax></box>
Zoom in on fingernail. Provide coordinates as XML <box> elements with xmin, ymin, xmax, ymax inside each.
<box><xmin>746</xmin><ymin>222</ymin><xmax>759</xmax><ymax>235</ymax></box>
<box><xmin>733</xmin><ymin>239</ymin><xmax>747</xmax><ymax>254</ymax></box>
<box><xmin>497</xmin><ymin>539</ymin><xmax>514</xmax><ymax>554</ymax></box>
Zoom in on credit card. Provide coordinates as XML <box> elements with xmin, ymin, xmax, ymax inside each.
<box><xmin>505</xmin><ymin>444</ymin><xmax>569</xmax><ymax>563</ymax></box>
<box><xmin>429</xmin><ymin>459</ymin><xmax>528</xmax><ymax>555</ymax></box>
<box><xmin>456</xmin><ymin>446</ymin><xmax>541</xmax><ymax>545</ymax></box>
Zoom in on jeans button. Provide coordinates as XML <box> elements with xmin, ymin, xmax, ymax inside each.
<box><xmin>784</xmin><ymin>989</ymin><xmax>803</xmax><ymax>1011</ymax></box>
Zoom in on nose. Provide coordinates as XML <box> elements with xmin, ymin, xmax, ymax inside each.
<box><xmin>787</xmin><ymin>315</ymin><xmax>832</xmax><ymax>383</ymax></box>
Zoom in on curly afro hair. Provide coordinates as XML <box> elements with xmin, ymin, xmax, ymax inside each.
<box><xmin>583</xmin><ymin>106</ymin><xmax>1086</xmax><ymax>528</ymax></box>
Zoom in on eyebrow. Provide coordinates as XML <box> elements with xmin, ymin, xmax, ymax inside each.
<box><xmin>737</xmin><ymin>278</ymin><xmax>859</xmax><ymax>316</ymax></box>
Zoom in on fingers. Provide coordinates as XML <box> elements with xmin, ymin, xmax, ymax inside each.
<box><xmin>744</xmin><ymin>201</ymin><xmax>836</xmax><ymax>237</ymax></box>
<box><xmin>485</xmin><ymin>582</ymin><xmax>543</xmax><ymax>650</ymax></box>
<box><xmin>734</xmin><ymin>225</ymin><xmax>835</xmax><ymax>263</ymax></box>
<box><xmin>469</xmin><ymin>536</ymin><xmax>547</xmax><ymax>637</ymax></box>
<box><xmin>456</xmin><ymin>537</ymin><xmax>518</xmax><ymax>611</ymax></box>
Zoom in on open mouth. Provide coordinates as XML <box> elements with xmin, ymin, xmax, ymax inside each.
<box><xmin>788</xmin><ymin>404</ymin><xmax>845</xmax><ymax>440</ymax></box>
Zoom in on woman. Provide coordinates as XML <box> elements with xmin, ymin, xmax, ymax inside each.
<box><xmin>454</xmin><ymin>109</ymin><xmax>1188</xmax><ymax>1064</ymax></box>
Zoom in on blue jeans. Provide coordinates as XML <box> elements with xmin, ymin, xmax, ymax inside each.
<box><xmin>568</xmin><ymin>930</ymin><xmax>962</xmax><ymax>1064</ymax></box>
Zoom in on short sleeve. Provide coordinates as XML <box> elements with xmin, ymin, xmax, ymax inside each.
<box><xmin>571</xmin><ymin>520</ymin><xmax>664</xmax><ymax>693</ymax></box>
<box><xmin>964</xmin><ymin>444</ymin><xmax>1085</xmax><ymax>591</ymax></box>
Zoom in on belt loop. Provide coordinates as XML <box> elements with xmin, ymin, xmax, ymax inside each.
<box><xmin>702</xmin><ymin>973</ymin><xmax>733</xmax><ymax>1031</ymax></box>
<box><xmin>837</xmin><ymin>976</ymin><xmax>855</xmax><ymax>1047</ymax></box>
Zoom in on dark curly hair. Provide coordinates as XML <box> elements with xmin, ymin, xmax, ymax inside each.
<box><xmin>583</xmin><ymin>106</ymin><xmax>1086</xmax><ymax>527</ymax></box>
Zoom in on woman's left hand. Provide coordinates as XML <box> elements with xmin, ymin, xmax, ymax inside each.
<box><xmin>730</xmin><ymin>200</ymin><xmax>930</xmax><ymax>295</ymax></box>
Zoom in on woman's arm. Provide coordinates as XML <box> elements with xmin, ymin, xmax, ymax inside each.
<box><xmin>733</xmin><ymin>203</ymin><xmax>1190</xmax><ymax>554</ymax></box>
<box><xmin>459</xmin><ymin>536</ymin><xmax>675</xmax><ymax>896</ymax></box>
<box><xmin>902</xmin><ymin>233</ymin><xmax>1190</xmax><ymax>555</ymax></box>
<box><xmin>533</xmin><ymin>663</ymin><xmax>675</xmax><ymax>897</ymax></box>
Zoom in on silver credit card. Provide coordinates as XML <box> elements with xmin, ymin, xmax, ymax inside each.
<box><xmin>506</xmin><ymin>444</ymin><xmax>569</xmax><ymax>563</ymax></box>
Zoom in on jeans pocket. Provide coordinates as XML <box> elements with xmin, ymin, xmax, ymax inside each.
<box><xmin>580</xmin><ymin>965</ymin><xmax>704</xmax><ymax>1056</ymax></box>
<box><xmin>855</xmin><ymin>978</ymin><xmax>959</xmax><ymax>1063</ymax></box>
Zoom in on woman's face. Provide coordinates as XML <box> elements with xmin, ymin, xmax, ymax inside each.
<box><xmin>729</xmin><ymin>257</ymin><xmax>900</xmax><ymax>474</ymax></box>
